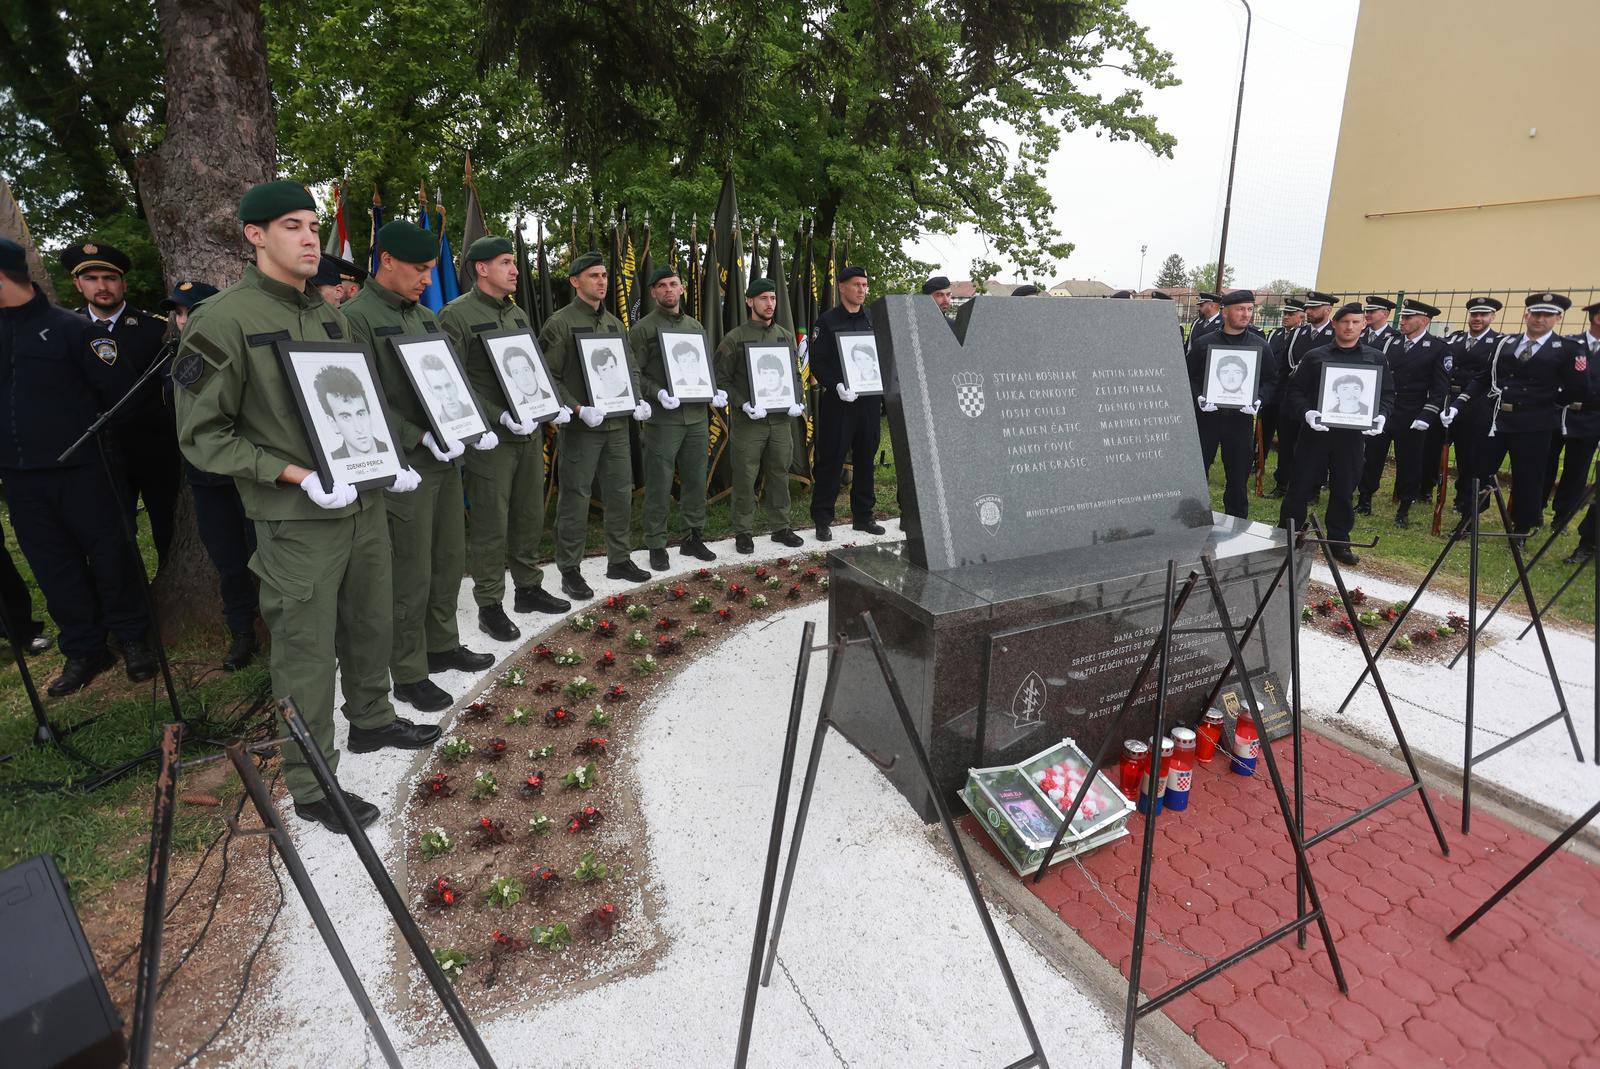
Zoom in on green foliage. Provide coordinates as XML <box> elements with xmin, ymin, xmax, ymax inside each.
<box><xmin>531</xmin><ymin>921</ymin><xmax>572</xmax><ymax>951</ymax></box>
<box><xmin>572</xmin><ymin>849</ymin><xmax>608</xmax><ymax>883</ymax></box>
<box><xmin>484</xmin><ymin>874</ymin><xmax>524</xmax><ymax>907</ymax></box>
<box><xmin>419</xmin><ymin>827</ymin><xmax>454</xmax><ymax>859</ymax></box>
<box><xmin>1187</xmin><ymin>261</ymin><xmax>1237</xmax><ymax>292</ymax></box>
<box><xmin>471</xmin><ymin>770</ymin><xmax>499</xmax><ymax>799</ymax></box>
<box><xmin>1154</xmin><ymin>253</ymin><xmax>1187</xmax><ymax>289</ymax></box>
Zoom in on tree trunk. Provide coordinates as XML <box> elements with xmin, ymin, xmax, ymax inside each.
<box><xmin>0</xmin><ymin>177</ymin><xmax>58</xmax><ymax>303</ymax></box>
<box><xmin>138</xmin><ymin>0</ymin><xmax>276</xmax><ymax>637</ymax></box>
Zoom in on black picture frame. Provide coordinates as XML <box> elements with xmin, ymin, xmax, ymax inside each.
<box><xmin>743</xmin><ymin>341</ymin><xmax>802</xmax><ymax>412</ymax></box>
<box><xmin>835</xmin><ymin>330</ymin><xmax>885</xmax><ymax>396</ymax></box>
<box><xmin>573</xmin><ymin>331</ymin><xmax>638</xmax><ymax>419</ymax></box>
<box><xmin>477</xmin><ymin>328</ymin><xmax>564</xmax><ymax>426</ymax></box>
<box><xmin>658</xmin><ymin>329</ymin><xmax>716</xmax><ymax>403</ymax></box>
<box><xmin>1316</xmin><ymin>360</ymin><xmax>1383</xmax><ymax>431</ymax></box>
<box><xmin>1202</xmin><ymin>344</ymin><xmax>1261</xmax><ymax>410</ymax></box>
<box><xmin>274</xmin><ymin>339</ymin><xmax>405</xmax><ymax>493</ymax></box>
<box><xmin>390</xmin><ymin>333</ymin><xmax>489</xmax><ymax>446</ymax></box>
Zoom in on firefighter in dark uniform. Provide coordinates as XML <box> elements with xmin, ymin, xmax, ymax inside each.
<box><xmin>1358</xmin><ymin>299</ymin><xmax>1448</xmax><ymax>526</ymax></box>
<box><xmin>1361</xmin><ymin>295</ymin><xmax>1401</xmax><ymax>350</ymax></box>
<box><xmin>1543</xmin><ymin>300</ymin><xmax>1600</xmax><ymax>528</ymax></box>
<box><xmin>1445</xmin><ymin>292</ymin><xmax>1587</xmax><ymax>539</ymax></box>
<box><xmin>0</xmin><ymin>238</ymin><xmax>155</xmax><ymax>694</ymax></box>
<box><xmin>1271</xmin><ymin>291</ymin><xmax>1338</xmax><ymax>498</ymax></box>
<box><xmin>160</xmin><ymin>280</ymin><xmax>260</xmax><ymax>670</ymax></box>
<box><xmin>1279</xmin><ymin>303</ymin><xmax>1395</xmax><ymax>565</ymax></box>
<box><xmin>808</xmin><ymin>265</ymin><xmax>884</xmax><ymax>540</ymax></box>
<box><xmin>1552</xmin><ymin>302</ymin><xmax>1600</xmax><ymax>564</ymax></box>
<box><xmin>1189</xmin><ymin>290</ymin><xmax>1266</xmax><ymax>518</ymax></box>
<box><xmin>1261</xmin><ymin>296</ymin><xmax>1304</xmax><ymax>491</ymax></box>
<box><xmin>61</xmin><ymin>242</ymin><xmax>182</xmax><ymax>566</ymax></box>
<box><xmin>1432</xmin><ymin>297</ymin><xmax>1503</xmax><ymax>513</ymax></box>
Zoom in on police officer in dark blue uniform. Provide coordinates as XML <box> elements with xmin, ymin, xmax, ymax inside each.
<box><xmin>1188</xmin><ymin>292</ymin><xmax>1222</xmax><ymax>343</ymax></box>
<box><xmin>1445</xmin><ymin>292</ymin><xmax>1587</xmax><ymax>539</ymax></box>
<box><xmin>809</xmin><ymin>265</ymin><xmax>884</xmax><ymax>540</ymax></box>
<box><xmin>1552</xmin><ymin>302</ymin><xmax>1600</xmax><ymax>564</ymax></box>
<box><xmin>0</xmin><ymin>238</ymin><xmax>154</xmax><ymax>695</ymax></box>
<box><xmin>1261</xmin><ymin>296</ymin><xmax>1304</xmax><ymax>491</ymax></box>
<box><xmin>1358</xmin><ymin>299</ymin><xmax>1449</xmax><ymax>526</ymax></box>
<box><xmin>1432</xmin><ymin>297</ymin><xmax>1503</xmax><ymax>512</ymax></box>
<box><xmin>1361</xmin><ymin>296</ymin><xmax>1401</xmax><ymax>351</ymax></box>
<box><xmin>162</xmin><ymin>280</ymin><xmax>259</xmax><ymax>670</ymax></box>
<box><xmin>1271</xmin><ymin>291</ymin><xmax>1338</xmax><ymax>499</ymax></box>
<box><xmin>1189</xmin><ymin>290</ymin><xmax>1267</xmax><ymax>518</ymax></box>
<box><xmin>61</xmin><ymin>241</ymin><xmax>183</xmax><ymax>566</ymax></box>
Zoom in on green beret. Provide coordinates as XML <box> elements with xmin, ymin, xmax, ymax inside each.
<box><xmin>649</xmin><ymin>266</ymin><xmax>679</xmax><ymax>286</ymax></box>
<box><xmin>377</xmin><ymin>220</ymin><xmax>439</xmax><ymax>264</ymax></box>
<box><xmin>465</xmin><ymin>236</ymin><xmax>514</xmax><ymax>264</ymax></box>
<box><xmin>568</xmin><ymin>250</ymin><xmax>605</xmax><ymax>277</ymax></box>
<box><xmin>237</xmin><ymin>180</ymin><xmax>317</xmax><ymax>224</ymax></box>
<box><xmin>745</xmin><ymin>277</ymin><xmax>776</xmax><ymax>297</ymax></box>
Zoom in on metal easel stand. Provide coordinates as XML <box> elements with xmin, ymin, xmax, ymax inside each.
<box><xmin>277</xmin><ymin>698</ymin><xmax>499</xmax><ymax>1069</ymax></box>
<box><xmin>1031</xmin><ymin>558</ymin><xmax>1346</xmax><ymax>1069</ymax></box>
<box><xmin>734</xmin><ymin>617</ymin><xmax>1050</xmax><ymax>1069</ymax></box>
<box><xmin>1447</xmin><ymin>795</ymin><xmax>1600</xmax><ymax>941</ymax></box>
<box><xmin>1461</xmin><ymin>482</ymin><xmax>1594</xmax><ymax>649</ymax></box>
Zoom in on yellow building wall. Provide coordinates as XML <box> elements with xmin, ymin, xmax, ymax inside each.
<box><xmin>1316</xmin><ymin>0</ymin><xmax>1600</xmax><ymax>333</ymax></box>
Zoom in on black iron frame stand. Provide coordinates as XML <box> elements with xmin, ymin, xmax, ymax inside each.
<box><xmin>1510</xmin><ymin>505</ymin><xmax>1599</xmax><ymax>765</ymax></box>
<box><xmin>278</xmin><ymin>698</ymin><xmax>499</xmax><ymax>1069</ymax></box>
<box><xmin>1031</xmin><ymin>557</ymin><xmax>1346</xmax><ymax>1069</ymax></box>
<box><xmin>1447</xmin><ymin>796</ymin><xmax>1600</xmax><ymax>941</ymax></box>
<box><xmin>128</xmin><ymin>723</ymin><xmax>182</xmax><ymax>1069</ymax></box>
<box><xmin>735</xmin><ymin>615</ymin><xmax>1049</xmax><ymax>1069</ymax></box>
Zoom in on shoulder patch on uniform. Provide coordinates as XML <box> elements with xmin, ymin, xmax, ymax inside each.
<box><xmin>90</xmin><ymin>337</ymin><xmax>119</xmax><ymax>366</ymax></box>
<box><xmin>124</xmin><ymin>315</ymin><xmax>139</xmax><ymax>328</ymax></box>
<box><xmin>247</xmin><ymin>330</ymin><xmax>291</xmax><ymax>347</ymax></box>
<box><xmin>173</xmin><ymin>352</ymin><xmax>206</xmax><ymax>390</ymax></box>
<box><xmin>323</xmin><ymin>320</ymin><xmax>344</xmax><ymax>339</ymax></box>
<box><xmin>514</xmin><ymin>318</ymin><xmax>528</xmax><ymax>329</ymax></box>
<box><xmin>424</xmin><ymin>321</ymin><xmax>440</xmax><ymax>334</ymax></box>
<box><xmin>469</xmin><ymin>322</ymin><xmax>496</xmax><ymax>333</ymax></box>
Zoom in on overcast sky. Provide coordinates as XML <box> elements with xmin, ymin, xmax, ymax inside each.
<box><xmin>905</xmin><ymin>0</ymin><xmax>1359</xmax><ymax>290</ymax></box>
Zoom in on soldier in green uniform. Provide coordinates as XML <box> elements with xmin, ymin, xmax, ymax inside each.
<box><xmin>172</xmin><ymin>181</ymin><xmax>438</xmax><ymax>834</ymax></box>
<box><xmin>539</xmin><ymin>251</ymin><xmax>652</xmax><ymax>599</ymax></box>
<box><xmin>714</xmin><ymin>278</ymin><xmax>806</xmax><ymax>553</ymax></box>
<box><xmin>628</xmin><ymin>265</ymin><xmax>726</xmax><ymax>570</ymax></box>
<box><xmin>342</xmin><ymin>220</ymin><xmax>498</xmax><ymax>713</ymax></box>
<box><xmin>440</xmin><ymin>236</ymin><xmax>572</xmax><ymax>641</ymax></box>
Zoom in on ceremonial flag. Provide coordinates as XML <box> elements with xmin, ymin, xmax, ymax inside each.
<box><xmin>368</xmin><ymin>186</ymin><xmax>384</xmax><ymax>276</ymax></box>
<box><xmin>748</xmin><ymin>219</ymin><xmax>764</xmax><ymax>283</ymax></box>
<box><xmin>686</xmin><ymin>213</ymin><xmax>700</xmax><ymax>322</ymax></box>
<box><xmin>770</xmin><ymin>227</ymin><xmax>792</xmax><ymax>337</ymax></box>
<box><xmin>713</xmin><ymin>171</ymin><xmax>743</xmax><ymax>335</ymax></box>
<box><xmin>417</xmin><ymin>182</ymin><xmax>444</xmax><ymax>313</ymax></box>
<box><xmin>630</xmin><ymin>215</ymin><xmax>653</xmax><ymax>326</ymax></box>
<box><xmin>698</xmin><ymin>225</ymin><xmax>721</xmax><ymax>353</ymax></box>
<box><xmin>513</xmin><ymin>217</ymin><xmax>534</xmax><ymax>320</ymax></box>
<box><xmin>324</xmin><ymin>181</ymin><xmax>353</xmax><ymax>258</ymax></box>
<box><xmin>457</xmin><ymin>153</ymin><xmax>488</xmax><ymax>294</ymax></box>
<box><xmin>537</xmin><ymin>218</ymin><xmax>555</xmax><ymax>328</ymax></box>
<box><xmin>436</xmin><ymin>198</ymin><xmax>460</xmax><ymax>305</ymax></box>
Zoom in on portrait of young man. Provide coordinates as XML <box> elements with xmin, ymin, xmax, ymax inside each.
<box><xmin>502</xmin><ymin>347</ymin><xmax>553</xmax><ymax>409</ymax></box>
<box><xmin>315</xmin><ymin>364</ymin><xmax>389</xmax><ymax>459</ymax></box>
<box><xmin>420</xmin><ymin>352</ymin><xmax>473</xmax><ymax>422</ymax></box>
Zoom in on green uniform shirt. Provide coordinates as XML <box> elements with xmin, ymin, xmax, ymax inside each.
<box><xmin>439</xmin><ymin>285</ymin><xmax>535</xmax><ymax>442</ymax></box>
<box><xmin>715</xmin><ymin>318</ymin><xmax>798</xmax><ymax>421</ymax></box>
<box><xmin>628</xmin><ymin>303</ymin><xmax>711</xmax><ymax>427</ymax></box>
<box><xmin>341</xmin><ymin>279</ymin><xmax>448</xmax><ymax>472</ymax></box>
<box><xmin>174</xmin><ymin>264</ymin><xmax>376</xmax><ymax>522</ymax></box>
<box><xmin>539</xmin><ymin>297</ymin><xmax>641</xmax><ymax>414</ymax></box>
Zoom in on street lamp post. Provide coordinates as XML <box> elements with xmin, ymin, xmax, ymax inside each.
<box><xmin>1214</xmin><ymin>0</ymin><xmax>1252</xmax><ymax>293</ymax></box>
<box><xmin>1139</xmin><ymin>244</ymin><xmax>1148</xmax><ymax>290</ymax></box>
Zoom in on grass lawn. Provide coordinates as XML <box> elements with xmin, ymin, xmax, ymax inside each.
<box><xmin>2</xmin><ymin>421</ymin><xmax>1589</xmax><ymax>903</ymax></box>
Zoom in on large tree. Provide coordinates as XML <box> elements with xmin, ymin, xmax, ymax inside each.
<box><xmin>1186</xmin><ymin>260</ymin><xmax>1235</xmax><ymax>292</ymax></box>
<box><xmin>1154</xmin><ymin>252</ymin><xmax>1186</xmax><ymax>289</ymax></box>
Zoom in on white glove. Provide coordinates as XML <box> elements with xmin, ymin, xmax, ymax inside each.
<box><xmin>632</xmin><ymin>401</ymin><xmax>652</xmax><ymax>421</ymax></box>
<box><xmin>1409</xmin><ymin>418</ymin><xmax>1429</xmax><ymax>432</ymax></box>
<box><xmin>472</xmin><ymin>430</ymin><xmax>499</xmax><ymax>451</ymax></box>
<box><xmin>579</xmin><ymin>406</ymin><xmax>605</xmax><ymax>428</ymax></box>
<box><xmin>786</xmin><ymin>403</ymin><xmax>805</xmax><ymax>417</ymax></box>
<box><xmin>1362</xmin><ymin>413</ymin><xmax>1387</xmax><ymax>437</ymax></box>
<box><xmin>552</xmin><ymin>406</ymin><xmax>572</xmax><ymax>426</ymax></box>
<box><xmin>498</xmin><ymin>410</ymin><xmax>538</xmax><ymax>437</ymax></box>
<box><xmin>1440</xmin><ymin>407</ymin><xmax>1458</xmax><ymax>428</ymax></box>
<box><xmin>421</xmin><ymin>431</ymin><xmax>464</xmax><ymax>463</ymax></box>
<box><xmin>742</xmin><ymin>402</ymin><xmax>768</xmax><ymax>420</ymax></box>
<box><xmin>1240</xmin><ymin>399</ymin><xmax>1262</xmax><ymax>416</ymax></box>
<box><xmin>836</xmin><ymin>384</ymin><xmax>858</xmax><ymax>403</ymax></box>
<box><xmin>390</xmin><ymin>466</ymin><xmax>422</xmax><ymax>493</ymax></box>
<box><xmin>711</xmin><ymin>389</ymin><xmax>728</xmax><ymax>408</ymax></box>
<box><xmin>655</xmin><ymin>389</ymin><xmax>681</xmax><ymax>410</ymax></box>
<box><xmin>298</xmin><ymin>471</ymin><xmax>357</xmax><ymax>509</ymax></box>
<box><xmin>1305</xmin><ymin>411</ymin><xmax>1329</xmax><ymax>432</ymax></box>
<box><xmin>1197</xmin><ymin>396</ymin><xmax>1219</xmax><ymax>413</ymax></box>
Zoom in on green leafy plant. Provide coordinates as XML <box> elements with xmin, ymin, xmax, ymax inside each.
<box><xmin>484</xmin><ymin>875</ymin><xmax>524</xmax><ymax>907</ymax></box>
<box><xmin>750</xmin><ymin>593</ymin><xmax>769</xmax><ymax>608</ymax></box>
<box><xmin>553</xmin><ymin>646</ymin><xmax>584</xmax><ymax>666</ymax></box>
<box><xmin>568</xmin><ymin>612</ymin><xmax>596</xmax><ymax>633</ymax></box>
<box><xmin>562</xmin><ymin>762</ymin><xmax>599</xmax><ymax>790</ymax></box>
<box><xmin>419</xmin><ymin>827</ymin><xmax>454</xmax><ymax>860</ymax></box>
<box><xmin>588</xmin><ymin>707</ymin><xmax>612</xmax><ymax>727</ymax></box>
<box><xmin>632</xmin><ymin>655</ymin><xmax>658</xmax><ymax>676</ymax></box>
<box><xmin>573</xmin><ymin>849</ymin><xmax>609</xmax><ymax>882</ymax></box>
<box><xmin>504</xmin><ymin>705</ymin><xmax>531</xmax><ymax>727</ymax></box>
<box><xmin>529</xmin><ymin>744</ymin><xmax>555</xmax><ymax>759</ymax></box>
<box><xmin>434</xmin><ymin>948</ymin><xmax>472</xmax><ymax>980</ymax></box>
<box><xmin>531</xmin><ymin>922</ymin><xmax>572</xmax><ymax>952</ymax></box>
<box><xmin>1393</xmin><ymin>634</ymin><xmax>1414</xmax><ymax>651</ymax></box>
<box><xmin>626</xmin><ymin>603</ymin><xmax>650</xmax><ymax>620</ymax></box>
<box><xmin>502</xmin><ymin>666</ymin><xmax>527</xmax><ymax>687</ymax></box>
<box><xmin>684</xmin><ymin>623</ymin><xmax>703</xmax><ymax>639</ymax></box>
<box><xmin>564</xmin><ymin>675</ymin><xmax>598</xmax><ymax>699</ymax></box>
<box><xmin>818</xmin><ymin>576</ymin><xmax>829</xmax><ymax>591</ymax></box>
<box><xmin>691</xmin><ymin>594</ymin><xmax>714</xmax><ymax>613</ymax></box>
<box><xmin>441</xmin><ymin>736</ymin><xmax>473</xmax><ymax>762</ymax></box>
<box><xmin>471</xmin><ymin>770</ymin><xmax>500</xmax><ymax>799</ymax></box>
<box><xmin>626</xmin><ymin>628</ymin><xmax>649</xmax><ymax>648</ymax></box>
<box><xmin>528</xmin><ymin>813</ymin><xmax>552</xmax><ymax>836</ymax></box>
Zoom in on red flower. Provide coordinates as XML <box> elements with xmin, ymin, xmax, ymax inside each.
<box><xmin>544</xmin><ymin>706</ymin><xmax>570</xmax><ymax>727</ymax></box>
<box><xmin>716</xmin><ymin>607</ymin><xmax>733</xmax><ymax>620</ymax></box>
<box><xmin>604</xmin><ymin>594</ymin><xmax>628</xmax><ymax>610</ymax></box>
<box><xmin>522</xmin><ymin>773</ymin><xmax>546</xmax><ymax>796</ymax></box>
<box><xmin>774</xmin><ymin>557</ymin><xmax>790</xmax><ymax>567</ymax></box>
<box><xmin>755</xmin><ymin>567</ymin><xmax>769</xmax><ymax>579</ymax></box>
<box><xmin>596</xmin><ymin>619</ymin><xmax>617</xmax><ymax>637</ymax></box>
<box><xmin>696</xmin><ymin>568</ymin><xmax>712</xmax><ymax>579</ymax></box>
<box><xmin>463</xmin><ymin>699</ymin><xmax>494</xmax><ymax>721</ymax></box>
<box><xmin>656</xmin><ymin>636</ymin><xmax>682</xmax><ymax>655</ymax></box>
<box><xmin>670</xmin><ymin>584</ymin><xmax>688</xmax><ymax>600</ymax></box>
<box><xmin>484</xmin><ymin>737</ymin><xmax>508</xmax><ymax>760</ymax></box>
<box><xmin>656</xmin><ymin>616</ymin><xmax>677</xmax><ymax>631</ymax></box>
<box><xmin>604</xmin><ymin>683</ymin><xmax>628</xmax><ymax>703</ymax></box>
<box><xmin>535</xmin><ymin>643</ymin><xmax>554</xmax><ymax>660</ymax></box>
<box><xmin>787</xmin><ymin>584</ymin><xmax>802</xmax><ymax>600</ymax></box>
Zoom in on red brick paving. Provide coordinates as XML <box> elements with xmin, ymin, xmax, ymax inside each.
<box><xmin>966</xmin><ymin>730</ymin><xmax>1600</xmax><ymax>1067</ymax></box>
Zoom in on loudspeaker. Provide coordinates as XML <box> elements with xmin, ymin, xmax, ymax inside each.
<box><xmin>0</xmin><ymin>854</ymin><xmax>125</xmax><ymax>1069</ymax></box>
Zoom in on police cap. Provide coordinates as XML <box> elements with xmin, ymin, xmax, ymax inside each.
<box><xmin>1583</xmin><ymin>301</ymin><xmax>1600</xmax><ymax>317</ymax></box>
<box><xmin>921</xmin><ymin>275</ymin><xmax>951</xmax><ymax>294</ymax></box>
<box><xmin>464</xmin><ymin>236</ymin><xmax>514</xmax><ymax>264</ymax></box>
<box><xmin>160</xmin><ymin>280</ymin><xmax>220</xmax><ymax>310</ymax></box>
<box><xmin>745</xmin><ymin>277</ymin><xmax>776</xmax><ymax>297</ymax></box>
<box><xmin>1524</xmin><ymin>291</ymin><xmax>1571</xmax><ymax>314</ymax></box>
<box><xmin>1149</xmin><ymin>290</ymin><xmax>1173</xmax><ymax>301</ymax></box>
<box><xmin>1363</xmin><ymin>295</ymin><xmax>1396</xmax><ymax>312</ymax></box>
<box><xmin>1283</xmin><ymin>297</ymin><xmax>1307</xmax><ymax>312</ymax></box>
<box><xmin>1399</xmin><ymin>298</ymin><xmax>1440</xmax><ymax>318</ymax></box>
<box><xmin>1304</xmin><ymin>290</ymin><xmax>1339</xmax><ymax>308</ymax></box>
<box><xmin>377</xmin><ymin>220</ymin><xmax>438</xmax><ymax>264</ymax></box>
<box><xmin>1464</xmin><ymin>296</ymin><xmax>1503</xmax><ymax>314</ymax></box>
<box><xmin>1010</xmin><ymin>284</ymin><xmax>1039</xmax><ymax>297</ymax></box>
<box><xmin>568</xmin><ymin>250</ymin><xmax>605</xmax><ymax>276</ymax></box>
<box><xmin>1196</xmin><ymin>291</ymin><xmax>1222</xmax><ymax>304</ymax></box>
<box><xmin>61</xmin><ymin>241</ymin><xmax>131</xmax><ymax>276</ymax></box>
<box><xmin>237</xmin><ymin>180</ymin><xmax>317</xmax><ymax>224</ymax></box>
<box><xmin>312</xmin><ymin>254</ymin><xmax>347</xmax><ymax>288</ymax></box>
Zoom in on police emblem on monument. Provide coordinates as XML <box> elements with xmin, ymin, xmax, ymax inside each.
<box><xmin>953</xmin><ymin>370</ymin><xmax>985</xmax><ymax>418</ymax></box>
<box><xmin>1011</xmin><ymin>671</ymin><xmax>1046</xmax><ymax>729</ymax></box>
<box><xmin>974</xmin><ymin>493</ymin><xmax>1003</xmax><ymax>535</ymax></box>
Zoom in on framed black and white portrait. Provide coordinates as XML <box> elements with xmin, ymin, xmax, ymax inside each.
<box><xmin>574</xmin><ymin>331</ymin><xmax>638</xmax><ymax>417</ymax></box>
<box><xmin>743</xmin><ymin>342</ymin><xmax>800</xmax><ymax>411</ymax></box>
<box><xmin>390</xmin><ymin>334</ymin><xmax>488</xmax><ymax>445</ymax></box>
<box><xmin>658</xmin><ymin>329</ymin><xmax>715</xmax><ymax>403</ymax></box>
<box><xmin>479</xmin><ymin>329</ymin><xmax>563</xmax><ymax>426</ymax></box>
<box><xmin>835</xmin><ymin>330</ymin><xmax>884</xmax><ymax>396</ymax></box>
<box><xmin>1202</xmin><ymin>345</ymin><xmax>1261</xmax><ymax>409</ymax></box>
<box><xmin>275</xmin><ymin>340</ymin><xmax>404</xmax><ymax>492</ymax></box>
<box><xmin>1317</xmin><ymin>360</ymin><xmax>1383</xmax><ymax>430</ymax></box>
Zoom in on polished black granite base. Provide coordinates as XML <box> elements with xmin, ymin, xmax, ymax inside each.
<box><xmin>825</xmin><ymin>514</ymin><xmax>1306</xmax><ymax>822</ymax></box>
